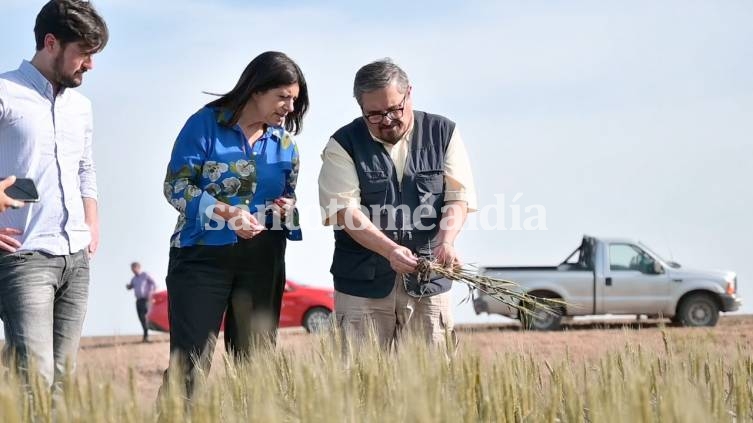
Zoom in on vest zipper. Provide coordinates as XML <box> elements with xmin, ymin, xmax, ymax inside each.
<box><xmin>394</xmin><ymin>165</ymin><xmax>403</xmax><ymax>245</ymax></box>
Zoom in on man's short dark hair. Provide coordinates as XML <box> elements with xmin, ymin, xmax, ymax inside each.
<box><xmin>353</xmin><ymin>58</ymin><xmax>410</xmax><ymax>106</ymax></box>
<box><xmin>131</xmin><ymin>262</ymin><xmax>140</xmax><ymax>268</ymax></box>
<box><xmin>34</xmin><ymin>0</ymin><xmax>109</xmax><ymax>52</ymax></box>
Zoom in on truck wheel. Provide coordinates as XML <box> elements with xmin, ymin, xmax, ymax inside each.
<box><xmin>520</xmin><ymin>301</ymin><xmax>563</xmax><ymax>331</ymax></box>
<box><xmin>303</xmin><ymin>307</ymin><xmax>332</xmax><ymax>333</ymax></box>
<box><xmin>677</xmin><ymin>294</ymin><xmax>719</xmax><ymax>327</ymax></box>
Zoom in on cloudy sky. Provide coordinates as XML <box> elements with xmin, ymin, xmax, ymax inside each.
<box><xmin>2</xmin><ymin>0</ymin><xmax>751</xmax><ymax>336</ymax></box>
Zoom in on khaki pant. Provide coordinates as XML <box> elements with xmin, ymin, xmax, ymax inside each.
<box><xmin>335</xmin><ymin>276</ymin><xmax>454</xmax><ymax>349</ymax></box>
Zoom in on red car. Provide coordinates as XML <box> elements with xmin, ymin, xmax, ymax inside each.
<box><xmin>147</xmin><ymin>280</ymin><xmax>334</xmax><ymax>333</ymax></box>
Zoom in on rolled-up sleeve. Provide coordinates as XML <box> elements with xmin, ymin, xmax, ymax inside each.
<box><xmin>444</xmin><ymin>127</ymin><xmax>477</xmax><ymax>212</ymax></box>
<box><xmin>318</xmin><ymin>138</ymin><xmax>361</xmax><ymax>226</ymax></box>
<box><xmin>78</xmin><ymin>106</ymin><xmax>98</xmax><ymax>200</ymax></box>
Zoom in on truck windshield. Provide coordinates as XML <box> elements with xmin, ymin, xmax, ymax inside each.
<box><xmin>638</xmin><ymin>242</ymin><xmax>668</xmax><ymax>264</ymax></box>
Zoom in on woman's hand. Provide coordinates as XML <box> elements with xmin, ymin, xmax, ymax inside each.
<box><xmin>214</xmin><ymin>203</ymin><xmax>266</xmax><ymax>239</ymax></box>
<box><xmin>272</xmin><ymin>197</ymin><xmax>296</xmax><ymax>221</ymax></box>
<box><xmin>230</xmin><ymin>208</ymin><xmax>266</xmax><ymax>239</ymax></box>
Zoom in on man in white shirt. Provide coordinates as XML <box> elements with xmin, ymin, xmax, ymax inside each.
<box><xmin>0</xmin><ymin>0</ymin><xmax>108</xmax><ymax>389</ymax></box>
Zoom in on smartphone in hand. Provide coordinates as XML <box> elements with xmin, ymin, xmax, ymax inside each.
<box><xmin>3</xmin><ymin>178</ymin><xmax>40</xmax><ymax>203</ymax></box>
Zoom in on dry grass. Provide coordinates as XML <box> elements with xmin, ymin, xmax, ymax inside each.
<box><xmin>415</xmin><ymin>259</ymin><xmax>565</xmax><ymax>317</ymax></box>
<box><xmin>1</xmin><ymin>316</ymin><xmax>752</xmax><ymax>422</ymax></box>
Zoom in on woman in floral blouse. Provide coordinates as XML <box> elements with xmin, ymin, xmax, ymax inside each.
<box><xmin>161</xmin><ymin>51</ymin><xmax>309</xmax><ymax>395</ymax></box>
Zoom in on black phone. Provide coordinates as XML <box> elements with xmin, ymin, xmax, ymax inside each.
<box><xmin>3</xmin><ymin>178</ymin><xmax>40</xmax><ymax>203</ymax></box>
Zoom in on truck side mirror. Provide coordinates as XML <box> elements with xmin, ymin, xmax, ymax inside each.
<box><xmin>652</xmin><ymin>261</ymin><xmax>664</xmax><ymax>274</ymax></box>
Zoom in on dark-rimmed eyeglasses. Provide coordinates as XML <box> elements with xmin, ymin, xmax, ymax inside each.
<box><xmin>362</xmin><ymin>92</ymin><xmax>408</xmax><ymax>124</ymax></box>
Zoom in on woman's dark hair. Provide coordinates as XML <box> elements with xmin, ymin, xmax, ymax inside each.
<box><xmin>34</xmin><ymin>0</ymin><xmax>109</xmax><ymax>52</ymax></box>
<box><xmin>206</xmin><ymin>51</ymin><xmax>309</xmax><ymax>135</ymax></box>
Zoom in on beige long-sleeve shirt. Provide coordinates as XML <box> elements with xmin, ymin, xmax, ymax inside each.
<box><xmin>318</xmin><ymin>121</ymin><xmax>477</xmax><ymax>226</ymax></box>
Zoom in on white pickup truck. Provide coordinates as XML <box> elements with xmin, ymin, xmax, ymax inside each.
<box><xmin>472</xmin><ymin>236</ymin><xmax>742</xmax><ymax>330</ymax></box>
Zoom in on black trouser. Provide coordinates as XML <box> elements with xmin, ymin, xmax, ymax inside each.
<box><xmin>136</xmin><ymin>298</ymin><xmax>149</xmax><ymax>340</ymax></box>
<box><xmin>162</xmin><ymin>230</ymin><xmax>287</xmax><ymax>395</ymax></box>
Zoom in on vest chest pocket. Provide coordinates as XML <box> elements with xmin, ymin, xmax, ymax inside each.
<box><xmin>360</xmin><ymin>171</ymin><xmax>389</xmax><ymax>207</ymax></box>
<box><xmin>415</xmin><ymin>170</ymin><xmax>444</xmax><ymax>209</ymax></box>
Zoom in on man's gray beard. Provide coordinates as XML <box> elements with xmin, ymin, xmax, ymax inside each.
<box><xmin>381</xmin><ymin>127</ymin><xmax>405</xmax><ymax>144</ymax></box>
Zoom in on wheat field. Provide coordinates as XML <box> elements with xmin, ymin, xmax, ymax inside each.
<box><xmin>1</xmin><ymin>318</ymin><xmax>752</xmax><ymax>422</ymax></box>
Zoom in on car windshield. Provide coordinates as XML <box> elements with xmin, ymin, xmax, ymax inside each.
<box><xmin>638</xmin><ymin>242</ymin><xmax>669</xmax><ymax>264</ymax></box>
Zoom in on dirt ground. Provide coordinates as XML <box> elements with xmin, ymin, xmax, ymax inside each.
<box><xmin>11</xmin><ymin>315</ymin><xmax>753</xmax><ymax>406</ymax></box>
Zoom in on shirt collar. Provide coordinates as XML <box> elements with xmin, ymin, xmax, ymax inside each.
<box><xmin>216</xmin><ymin>108</ymin><xmax>233</xmax><ymax>126</ymax></box>
<box><xmin>18</xmin><ymin>60</ymin><xmax>57</xmax><ymax>100</ymax></box>
<box><xmin>267</xmin><ymin>125</ymin><xmax>284</xmax><ymax>141</ymax></box>
<box><xmin>215</xmin><ymin>108</ymin><xmax>285</xmax><ymax>142</ymax></box>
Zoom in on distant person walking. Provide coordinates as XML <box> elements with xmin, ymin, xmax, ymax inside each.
<box><xmin>126</xmin><ymin>262</ymin><xmax>156</xmax><ymax>342</ymax></box>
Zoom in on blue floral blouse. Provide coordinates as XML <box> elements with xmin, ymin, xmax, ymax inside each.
<box><xmin>164</xmin><ymin>107</ymin><xmax>301</xmax><ymax>248</ymax></box>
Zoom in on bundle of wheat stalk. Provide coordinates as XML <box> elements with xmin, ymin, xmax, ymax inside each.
<box><xmin>412</xmin><ymin>257</ymin><xmax>565</xmax><ymax>317</ymax></box>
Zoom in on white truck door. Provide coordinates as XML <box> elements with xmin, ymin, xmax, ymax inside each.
<box><xmin>602</xmin><ymin>243</ymin><xmax>671</xmax><ymax>314</ymax></box>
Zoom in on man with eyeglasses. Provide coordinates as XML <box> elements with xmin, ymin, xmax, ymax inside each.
<box><xmin>318</xmin><ymin>59</ymin><xmax>477</xmax><ymax>349</ymax></box>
